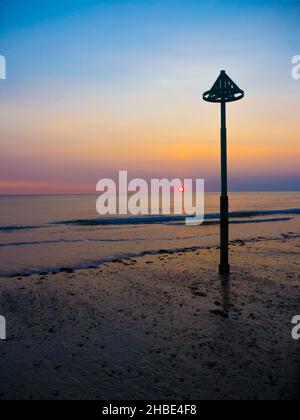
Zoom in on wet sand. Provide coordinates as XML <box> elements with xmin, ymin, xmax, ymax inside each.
<box><xmin>0</xmin><ymin>234</ymin><xmax>300</xmax><ymax>400</ymax></box>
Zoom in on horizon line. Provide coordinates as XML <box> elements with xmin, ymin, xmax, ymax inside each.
<box><xmin>1</xmin><ymin>190</ymin><xmax>300</xmax><ymax>198</ymax></box>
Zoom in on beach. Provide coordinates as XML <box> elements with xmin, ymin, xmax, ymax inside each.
<box><xmin>0</xmin><ymin>233</ymin><xmax>299</xmax><ymax>400</ymax></box>
<box><xmin>1</xmin><ymin>0</ymin><xmax>300</xmax><ymax>403</ymax></box>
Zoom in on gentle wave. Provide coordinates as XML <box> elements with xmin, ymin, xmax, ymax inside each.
<box><xmin>0</xmin><ymin>236</ymin><xmax>195</xmax><ymax>249</ymax></box>
<box><xmin>52</xmin><ymin>208</ymin><xmax>300</xmax><ymax>226</ymax></box>
<box><xmin>0</xmin><ymin>225</ymin><xmax>43</xmax><ymax>232</ymax></box>
<box><xmin>0</xmin><ymin>217</ymin><xmax>293</xmax><ymax>247</ymax></box>
<box><xmin>3</xmin><ymin>231</ymin><xmax>299</xmax><ymax>278</ymax></box>
<box><xmin>0</xmin><ymin>208</ymin><xmax>299</xmax><ymax>231</ymax></box>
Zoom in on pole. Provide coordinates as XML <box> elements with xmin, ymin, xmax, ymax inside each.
<box><xmin>203</xmin><ymin>70</ymin><xmax>244</xmax><ymax>274</ymax></box>
<box><xmin>219</xmin><ymin>99</ymin><xmax>230</xmax><ymax>275</ymax></box>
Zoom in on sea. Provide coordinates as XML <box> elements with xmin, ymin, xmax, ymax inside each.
<box><xmin>0</xmin><ymin>192</ymin><xmax>299</xmax><ymax>277</ymax></box>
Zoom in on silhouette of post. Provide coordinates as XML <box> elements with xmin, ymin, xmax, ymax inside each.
<box><xmin>203</xmin><ymin>71</ymin><xmax>244</xmax><ymax>275</ymax></box>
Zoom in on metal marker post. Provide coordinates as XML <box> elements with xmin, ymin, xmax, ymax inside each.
<box><xmin>203</xmin><ymin>71</ymin><xmax>244</xmax><ymax>275</ymax></box>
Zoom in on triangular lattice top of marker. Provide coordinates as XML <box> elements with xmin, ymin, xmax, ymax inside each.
<box><xmin>203</xmin><ymin>71</ymin><xmax>244</xmax><ymax>103</ymax></box>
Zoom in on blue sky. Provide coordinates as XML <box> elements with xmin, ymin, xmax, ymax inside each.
<box><xmin>2</xmin><ymin>0</ymin><xmax>299</xmax><ymax>85</ymax></box>
<box><xmin>0</xmin><ymin>0</ymin><xmax>300</xmax><ymax>193</ymax></box>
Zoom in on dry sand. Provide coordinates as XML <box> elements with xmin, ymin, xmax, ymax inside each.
<box><xmin>0</xmin><ymin>234</ymin><xmax>299</xmax><ymax>400</ymax></box>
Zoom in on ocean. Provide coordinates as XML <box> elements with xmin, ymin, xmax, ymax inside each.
<box><xmin>0</xmin><ymin>192</ymin><xmax>300</xmax><ymax>277</ymax></box>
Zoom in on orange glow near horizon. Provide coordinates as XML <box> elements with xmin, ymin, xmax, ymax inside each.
<box><xmin>1</xmin><ymin>42</ymin><xmax>299</xmax><ymax>194</ymax></box>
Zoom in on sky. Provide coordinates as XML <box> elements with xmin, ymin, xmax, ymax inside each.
<box><xmin>0</xmin><ymin>0</ymin><xmax>299</xmax><ymax>194</ymax></box>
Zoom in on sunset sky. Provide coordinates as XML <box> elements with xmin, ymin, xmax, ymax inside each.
<box><xmin>0</xmin><ymin>0</ymin><xmax>299</xmax><ymax>194</ymax></box>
